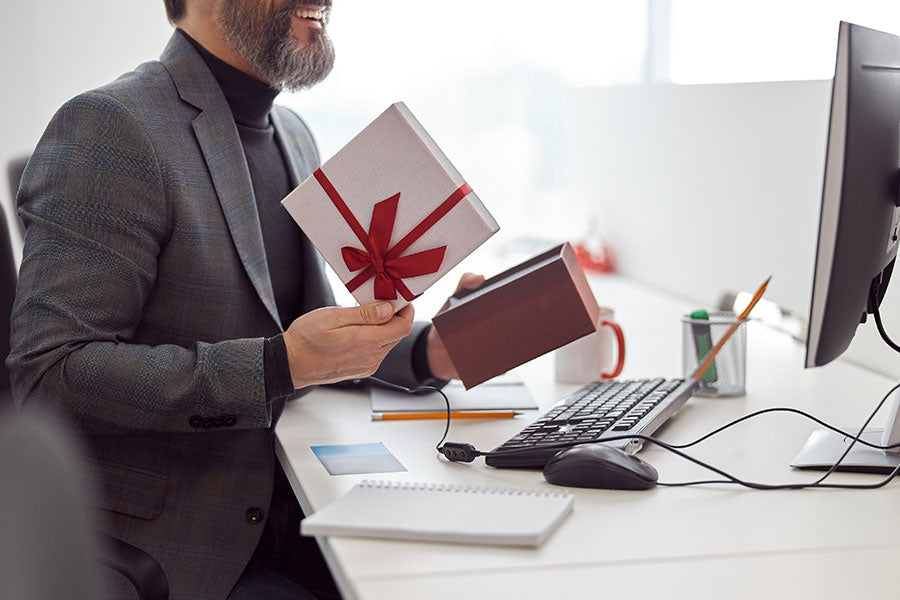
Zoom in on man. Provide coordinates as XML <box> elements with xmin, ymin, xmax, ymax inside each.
<box><xmin>8</xmin><ymin>1</ymin><xmax>477</xmax><ymax>598</ymax></box>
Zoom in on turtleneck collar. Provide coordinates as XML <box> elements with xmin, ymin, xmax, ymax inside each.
<box><xmin>178</xmin><ymin>29</ymin><xmax>280</xmax><ymax>129</ymax></box>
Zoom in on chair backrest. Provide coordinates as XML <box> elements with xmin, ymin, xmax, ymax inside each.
<box><xmin>5</xmin><ymin>155</ymin><xmax>28</xmax><ymax>241</ymax></box>
<box><xmin>0</xmin><ymin>410</ymin><xmax>102</xmax><ymax>600</ymax></box>
<box><xmin>1</xmin><ymin>157</ymin><xmax>24</xmax><ymax>405</ymax></box>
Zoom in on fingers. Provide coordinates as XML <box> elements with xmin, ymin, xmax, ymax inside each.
<box><xmin>319</xmin><ymin>303</ymin><xmax>414</xmax><ymax>347</ymax></box>
<box><xmin>454</xmin><ymin>272</ymin><xmax>485</xmax><ymax>294</ymax></box>
<box><xmin>395</xmin><ymin>303</ymin><xmax>415</xmax><ymax>324</ymax></box>
<box><xmin>425</xmin><ymin>325</ymin><xmax>459</xmax><ymax>380</ymax></box>
<box><xmin>284</xmin><ymin>301</ymin><xmax>417</xmax><ymax>388</ymax></box>
<box><xmin>329</xmin><ymin>302</ymin><xmax>394</xmax><ymax>327</ymax></box>
<box><xmin>373</xmin><ymin>304</ymin><xmax>415</xmax><ymax>346</ymax></box>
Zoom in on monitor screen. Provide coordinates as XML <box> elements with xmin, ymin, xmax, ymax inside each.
<box><xmin>806</xmin><ymin>21</ymin><xmax>900</xmax><ymax>368</ymax></box>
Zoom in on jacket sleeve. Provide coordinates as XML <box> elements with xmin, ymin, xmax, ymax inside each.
<box><xmin>7</xmin><ymin>92</ymin><xmax>271</xmax><ymax>435</ymax></box>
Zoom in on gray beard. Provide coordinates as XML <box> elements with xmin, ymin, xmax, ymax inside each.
<box><xmin>218</xmin><ymin>2</ymin><xmax>335</xmax><ymax>92</ymax></box>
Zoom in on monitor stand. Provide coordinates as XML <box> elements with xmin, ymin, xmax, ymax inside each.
<box><xmin>791</xmin><ymin>387</ymin><xmax>900</xmax><ymax>474</ymax></box>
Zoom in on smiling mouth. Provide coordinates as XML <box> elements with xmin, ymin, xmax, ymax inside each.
<box><xmin>293</xmin><ymin>7</ymin><xmax>326</xmax><ymax>22</ymax></box>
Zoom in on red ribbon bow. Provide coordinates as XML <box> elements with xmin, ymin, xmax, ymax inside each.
<box><xmin>314</xmin><ymin>169</ymin><xmax>472</xmax><ymax>301</ymax></box>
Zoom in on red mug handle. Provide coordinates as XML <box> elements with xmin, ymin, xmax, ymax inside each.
<box><xmin>599</xmin><ymin>319</ymin><xmax>626</xmax><ymax>379</ymax></box>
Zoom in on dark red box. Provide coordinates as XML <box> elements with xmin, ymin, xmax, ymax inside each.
<box><xmin>432</xmin><ymin>242</ymin><xmax>600</xmax><ymax>388</ymax></box>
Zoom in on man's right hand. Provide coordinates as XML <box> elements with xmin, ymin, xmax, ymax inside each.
<box><xmin>283</xmin><ymin>302</ymin><xmax>415</xmax><ymax>389</ymax></box>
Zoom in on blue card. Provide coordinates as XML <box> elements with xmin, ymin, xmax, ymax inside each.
<box><xmin>310</xmin><ymin>442</ymin><xmax>407</xmax><ymax>476</ymax></box>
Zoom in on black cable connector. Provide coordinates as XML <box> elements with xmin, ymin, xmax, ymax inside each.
<box><xmin>439</xmin><ymin>442</ymin><xmax>481</xmax><ymax>462</ymax></box>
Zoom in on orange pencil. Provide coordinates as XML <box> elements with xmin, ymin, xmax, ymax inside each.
<box><xmin>371</xmin><ymin>411</ymin><xmax>522</xmax><ymax>421</ymax></box>
<box><xmin>692</xmin><ymin>275</ymin><xmax>771</xmax><ymax>381</ymax></box>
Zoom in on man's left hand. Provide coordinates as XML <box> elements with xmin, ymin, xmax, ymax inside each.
<box><xmin>425</xmin><ymin>272</ymin><xmax>485</xmax><ymax>380</ymax></box>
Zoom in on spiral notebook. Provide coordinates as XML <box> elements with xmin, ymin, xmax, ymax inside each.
<box><xmin>301</xmin><ymin>480</ymin><xmax>573</xmax><ymax>547</ymax></box>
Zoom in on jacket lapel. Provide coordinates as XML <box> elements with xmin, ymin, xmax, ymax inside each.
<box><xmin>160</xmin><ymin>33</ymin><xmax>282</xmax><ymax>330</ymax></box>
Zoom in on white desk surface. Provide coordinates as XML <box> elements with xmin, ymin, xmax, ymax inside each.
<box><xmin>275</xmin><ymin>275</ymin><xmax>900</xmax><ymax>599</ymax></box>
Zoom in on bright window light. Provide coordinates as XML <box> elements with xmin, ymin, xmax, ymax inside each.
<box><xmin>278</xmin><ymin>2</ymin><xmax>649</xmax><ymax>243</ymax></box>
<box><xmin>669</xmin><ymin>0</ymin><xmax>900</xmax><ymax>84</ymax></box>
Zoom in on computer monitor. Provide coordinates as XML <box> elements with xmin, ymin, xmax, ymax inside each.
<box><xmin>794</xmin><ymin>21</ymin><xmax>900</xmax><ymax>472</ymax></box>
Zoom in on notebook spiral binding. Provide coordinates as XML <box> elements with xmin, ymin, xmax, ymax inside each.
<box><xmin>359</xmin><ymin>479</ymin><xmax>572</xmax><ymax>498</ymax></box>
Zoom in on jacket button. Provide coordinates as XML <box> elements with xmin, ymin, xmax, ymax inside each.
<box><xmin>246</xmin><ymin>507</ymin><xmax>264</xmax><ymax>524</ymax></box>
<box><xmin>212</xmin><ymin>416</ymin><xmax>224</xmax><ymax>428</ymax></box>
<box><xmin>202</xmin><ymin>418</ymin><xmax>215</xmax><ymax>429</ymax></box>
<box><xmin>224</xmin><ymin>415</ymin><xmax>237</xmax><ymax>427</ymax></box>
<box><xmin>189</xmin><ymin>415</ymin><xmax>203</xmax><ymax>428</ymax></box>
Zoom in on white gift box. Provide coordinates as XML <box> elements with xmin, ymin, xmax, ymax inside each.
<box><xmin>281</xmin><ymin>102</ymin><xmax>500</xmax><ymax>312</ymax></box>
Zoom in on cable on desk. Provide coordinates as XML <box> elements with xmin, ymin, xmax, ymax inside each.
<box><xmin>651</xmin><ymin>379</ymin><xmax>900</xmax><ymax>489</ymax></box>
<box><xmin>662</xmin><ymin>406</ymin><xmax>900</xmax><ymax>451</ymax></box>
<box><xmin>438</xmin><ymin>379</ymin><xmax>900</xmax><ymax>491</ymax></box>
<box><xmin>367</xmin><ymin>372</ymin><xmax>900</xmax><ymax>490</ymax></box>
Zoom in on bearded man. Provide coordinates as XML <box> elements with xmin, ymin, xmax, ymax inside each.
<box><xmin>8</xmin><ymin>1</ymin><xmax>472</xmax><ymax>598</ymax></box>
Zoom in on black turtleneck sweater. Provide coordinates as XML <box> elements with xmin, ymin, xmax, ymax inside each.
<box><xmin>179</xmin><ymin>30</ymin><xmax>436</xmax><ymax>400</ymax></box>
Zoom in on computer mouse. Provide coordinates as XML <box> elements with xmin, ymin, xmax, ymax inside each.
<box><xmin>542</xmin><ymin>443</ymin><xmax>658</xmax><ymax>490</ymax></box>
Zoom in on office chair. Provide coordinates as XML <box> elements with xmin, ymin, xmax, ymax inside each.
<box><xmin>0</xmin><ymin>410</ymin><xmax>169</xmax><ymax>600</ymax></box>
<box><xmin>2</xmin><ymin>154</ymin><xmax>169</xmax><ymax>600</ymax></box>
<box><xmin>5</xmin><ymin>154</ymin><xmax>28</xmax><ymax>241</ymax></box>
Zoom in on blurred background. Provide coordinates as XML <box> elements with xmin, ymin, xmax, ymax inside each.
<box><xmin>3</xmin><ymin>0</ymin><xmax>900</xmax><ymax>375</ymax></box>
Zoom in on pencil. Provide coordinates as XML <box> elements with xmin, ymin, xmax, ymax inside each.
<box><xmin>692</xmin><ymin>275</ymin><xmax>771</xmax><ymax>381</ymax></box>
<box><xmin>371</xmin><ymin>411</ymin><xmax>522</xmax><ymax>421</ymax></box>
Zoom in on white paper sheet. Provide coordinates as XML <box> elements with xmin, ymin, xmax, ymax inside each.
<box><xmin>370</xmin><ymin>373</ymin><xmax>538</xmax><ymax>413</ymax></box>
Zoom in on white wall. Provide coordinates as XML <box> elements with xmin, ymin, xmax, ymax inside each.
<box><xmin>562</xmin><ymin>80</ymin><xmax>900</xmax><ymax>379</ymax></box>
<box><xmin>0</xmin><ymin>1</ymin><xmax>173</xmax><ymax>261</ymax></box>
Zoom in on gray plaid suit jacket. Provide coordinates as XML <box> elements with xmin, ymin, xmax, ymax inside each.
<box><xmin>8</xmin><ymin>32</ymin><xmax>425</xmax><ymax>599</ymax></box>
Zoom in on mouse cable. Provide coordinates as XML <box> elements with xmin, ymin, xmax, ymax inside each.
<box><xmin>368</xmin><ymin>376</ymin><xmax>900</xmax><ymax>490</ymax></box>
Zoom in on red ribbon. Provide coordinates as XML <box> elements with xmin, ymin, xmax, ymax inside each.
<box><xmin>314</xmin><ymin>168</ymin><xmax>473</xmax><ymax>301</ymax></box>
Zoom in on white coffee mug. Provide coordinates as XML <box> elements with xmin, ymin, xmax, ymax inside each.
<box><xmin>554</xmin><ymin>307</ymin><xmax>625</xmax><ymax>383</ymax></box>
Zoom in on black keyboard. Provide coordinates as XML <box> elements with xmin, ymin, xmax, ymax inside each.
<box><xmin>485</xmin><ymin>378</ymin><xmax>697</xmax><ymax>469</ymax></box>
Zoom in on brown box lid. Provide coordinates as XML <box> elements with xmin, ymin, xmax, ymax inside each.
<box><xmin>432</xmin><ymin>242</ymin><xmax>600</xmax><ymax>388</ymax></box>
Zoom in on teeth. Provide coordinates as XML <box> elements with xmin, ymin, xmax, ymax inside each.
<box><xmin>295</xmin><ymin>8</ymin><xmax>323</xmax><ymax>20</ymax></box>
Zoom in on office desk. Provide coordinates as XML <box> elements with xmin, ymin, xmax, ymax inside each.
<box><xmin>275</xmin><ymin>275</ymin><xmax>900</xmax><ymax>599</ymax></box>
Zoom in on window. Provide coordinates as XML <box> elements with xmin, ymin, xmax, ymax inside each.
<box><xmin>278</xmin><ymin>2</ymin><xmax>900</xmax><ymax>251</ymax></box>
<box><xmin>279</xmin><ymin>2</ymin><xmax>649</xmax><ymax>239</ymax></box>
<box><xmin>668</xmin><ymin>0</ymin><xmax>900</xmax><ymax>84</ymax></box>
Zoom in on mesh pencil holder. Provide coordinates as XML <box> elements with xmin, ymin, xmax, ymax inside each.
<box><xmin>681</xmin><ymin>311</ymin><xmax>747</xmax><ymax>397</ymax></box>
